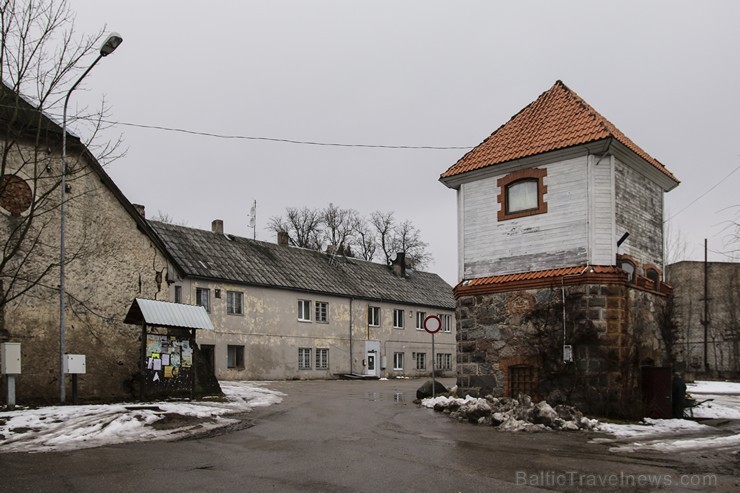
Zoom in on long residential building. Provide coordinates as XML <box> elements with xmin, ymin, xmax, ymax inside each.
<box><xmin>148</xmin><ymin>219</ymin><xmax>456</xmax><ymax>381</ymax></box>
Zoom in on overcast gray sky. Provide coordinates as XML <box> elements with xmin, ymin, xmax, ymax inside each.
<box><xmin>66</xmin><ymin>0</ymin><xmax>740</xmax><ymax>285</ymax></box>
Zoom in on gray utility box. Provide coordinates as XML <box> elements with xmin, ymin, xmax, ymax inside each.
<box><xmin>1</xmin><ymin>343</ymin><xmax>22</xmax><ymax>374</ymax></box>
<box><xmin>64</xmin><ymin>354</ymin><xmax>86</xmax><ymax>374</ymax></box>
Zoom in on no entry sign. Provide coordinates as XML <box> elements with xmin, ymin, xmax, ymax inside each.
<box><xmin>423</xmin><ymin>315</ymin><xmax>441</xmax><ymax>334</ymax></box>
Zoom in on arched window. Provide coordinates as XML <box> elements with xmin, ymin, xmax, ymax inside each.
<box><xmin>620</xmin><ymin>260</ymin><xmax>636</xmax><ymax>283</ymax></box>
<box><xmin>506</xmin><ymin>179</ymin><xmax>539</xmax><ymax>213</ymax></box>
<box><xmin>646</xmin><ymin>268</ymin><xmax>661</xmax><ymax>290</ymax></box>
<box><xmin>497</xmin><ymin>168</ymin><xmax>548</xmax><ymax>221</ymax></box>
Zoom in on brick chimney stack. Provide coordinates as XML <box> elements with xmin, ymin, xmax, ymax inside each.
<box><xmin>211</xmin><ymin>219</ymin><xmax>224</xmax><ymax>235</ymax></box>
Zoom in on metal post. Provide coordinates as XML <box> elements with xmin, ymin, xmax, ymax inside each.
<box><xmin>60</xmin><ymin>53</ymin><xmax>105</xmax><ymax>404</ymax></box>
<box><xmin>431</xmin><ymin>332</ymin><xmax>436</xmax><ymax>397</ymax></box>
<box><xmin>703</xmin><ymin>239</ymin><xmax>709</xmax><ymax>372</ymax></box>
<box><xmin>6</xmin><ymin>375</ymin><xmax>15</xmax><ymax>410</ymax></box>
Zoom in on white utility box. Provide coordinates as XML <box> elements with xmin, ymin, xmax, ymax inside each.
<box><xmin>1</xmin><ymin>342</ymin><xmax>22</xmax><ymax>374</ymax></box>
<box><xmin>63</xmin><ymin>354</ymin><xmax>86</xmax><ymax>374</ymax></box>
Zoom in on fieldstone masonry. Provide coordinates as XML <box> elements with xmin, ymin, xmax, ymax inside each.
<box><xmin>456</xmin><ymin>281</ymin><xmax>670</xmax><ymax>418</ymax></box>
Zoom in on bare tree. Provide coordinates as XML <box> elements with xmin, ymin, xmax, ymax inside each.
<box><xmin>351</xmin><ymin>216</ymin><xmax>377</xmax><ymax>262</ymax></box>
<box><xmin>370</xmin><ymin>210</ymin><xmax>395</xmax><ymax>265</ymax></box>
<box><xmin>321</xmin><ymin>203</ymin><xmax>356</xmax><ymax>254</ymax></box>
<box><xmin>268</xmin><ymin>204</ymin><xmax>433</xmax><ymax>270</ymax></box>
<box><xmin>393</xmin><ymin>219</ymin><xmax>431</xmax><ymax>270</ymax></box>
<box><xmin>0</xmin><ymin>0</ymin><xmax>120</xmax><ymax>337</ymax></box>
<box><xmin>267</xmin><ymin>206</ymin><xmax>323</xmax><ymax>249</ymax></box>
<box><xmin>663</xmin><ymin>219</ymin><xmax>690</xmax><ymax>270</ymax></box>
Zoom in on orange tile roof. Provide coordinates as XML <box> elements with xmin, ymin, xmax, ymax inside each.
<box><xmin>464</xmin><ymin>265</ymin><xmax>620</xmax><ymax>287</ymax></box>
<box><xmin>441</xmin><ymin>81</ymin><xmax>677</xmax><ymax>182</ymax></box>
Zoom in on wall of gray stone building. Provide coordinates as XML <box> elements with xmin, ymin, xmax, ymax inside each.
<box><xmin>666</xmin><ymin>261</ymin><xmax>740</xmax><ymax>376</ymax></box>
<box><xmin>456</xmin><ymin>282</ymin><xmax>670</xmax><ymax>417</ymax></box>
<box><xmin>1</xmin><ymin>152</ymin><xmax>169</xmax><ymax>404</ymax></box>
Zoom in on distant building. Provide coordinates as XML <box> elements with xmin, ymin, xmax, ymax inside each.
<box><xmin>440</xmin><ymin>81</ymin><xmax>680</xmax><ymax>417</ymax></box>
<box><xmin>666</xmin><ymin>261</ymin><xmax>740</xmax><ymax>378</ymax></box>
<box><xmin>149</xmin><ymin>219</ymin><xmax>456</xmax><ymax>380</ymax></box>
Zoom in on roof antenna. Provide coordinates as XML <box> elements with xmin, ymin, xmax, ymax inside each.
<box><xmin>248</xmin><ymin>200</ymin><xmax>256</xmax><ymax>240</ymax></box>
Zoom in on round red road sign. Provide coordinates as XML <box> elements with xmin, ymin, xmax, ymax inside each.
<box><xmin>423</xmin><ymin>315</ymin><xmax>442</xmax><ymax>334</ymax></box>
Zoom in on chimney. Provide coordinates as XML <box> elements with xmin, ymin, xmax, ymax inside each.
<box><xmin>211</xmin><ymin>219</ymin><xmax>224</xmax><ymax>235</ymax></box>
<box><xmin>133</xmin><ymin>204</ymin><xmax>146</xmax><ymax>218</ymax></box>
<box><xmin>277</xmin><ymin>231</ymin><xmax>289</xmax><ymax>247</ymax></box>
<box><xmin>391</xmin><ymin>252</ymin><xmax>406</xmax><ymax>277</ymax></box>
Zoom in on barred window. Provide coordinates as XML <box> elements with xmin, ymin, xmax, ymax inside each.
<box><xmin>298</xmin><ymin>348</ymin><xmax>311</xmax><ymax>370</ymax></box>
<box><xmin>315</xmin><ymin>302</ymin><xmax>328</xmax><ymax>323</ymax></box>
<box><xmin>316</xmin><ymin>348</ymin><xmax>329</xmax><ymax>370</ymax></box>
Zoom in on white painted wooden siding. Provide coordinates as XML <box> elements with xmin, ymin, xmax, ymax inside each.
<box><xmin>588</xmin><ymin>155</ymin><xmax>616</xmax><ymax>265</ymax></box>
<box><xmin>462</xmin><ymin>156</ymin><xmax>589</xmax><ymax>278</ymax></box>
<box><xmin>614</xmin><ymin>159</ymin><xmax>665</xmax><ymax>271</ymax></box>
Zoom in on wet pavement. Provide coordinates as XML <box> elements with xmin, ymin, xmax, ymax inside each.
<box><xmin>1</xmin><ymin>378</ymin><xmax>737</xmax><ymax>492</ymax></box>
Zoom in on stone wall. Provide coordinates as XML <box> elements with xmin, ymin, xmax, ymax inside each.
<box><xmin>456</xmin><ymin>282</ymin><xmax>670</xmax><ymax>418</ymax></box>
<box><xmin>1</xmin><ymin>148</ymin><xmax>169</xmax><ymax>404</ymax></box>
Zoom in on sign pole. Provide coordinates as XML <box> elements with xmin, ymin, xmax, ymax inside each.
<box><xmin>423</xmin><ymin>315</ymin><xmax>442</xmax><ymax>398</ymax></box>
<box><xmin>432</xmin><ymin>332</ymin><xmax>436</xmax><ymax>397</ymax></box>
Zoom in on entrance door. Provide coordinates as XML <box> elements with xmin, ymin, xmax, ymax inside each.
<box><xmin>642</xmin><ymin>366</ymin><xmax>672</xmax><ymax>419</ymax></box>
<box><xmin>365</xmin><ymin>341</ymin><xmax>381</xmax><ymax>377</ymax></box>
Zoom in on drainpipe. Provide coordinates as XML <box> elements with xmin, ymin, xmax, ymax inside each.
<box><xmin>349</xmin><ymin>298</ymin><xmax>354</xmax><ymax>375</ymax></box>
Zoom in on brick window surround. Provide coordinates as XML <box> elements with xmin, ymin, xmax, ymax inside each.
<box><xmin>497</xmin><ymin>168</ymin><xmax>548</xmax><ymax>221</ymax></box>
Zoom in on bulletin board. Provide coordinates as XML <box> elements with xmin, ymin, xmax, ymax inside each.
<box><xmin>142</xmin><ymin>331</ymin><xmax>195</xmax><ymax>397</ymax></box>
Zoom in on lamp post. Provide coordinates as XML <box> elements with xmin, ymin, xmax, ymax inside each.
<box><xmin>60</xmin><ymin>33</ymin><xmax>123</xmax><ymax>403</ymax></box>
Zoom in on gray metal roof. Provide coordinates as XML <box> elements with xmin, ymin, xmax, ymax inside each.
<box><xmin>124</xmin><ymin>298</ymin><xmax>214</xmax><ymax>330</ymax></box>
<box><xmin>149</xmin><ymin>221</ymin><xmax>455</xmax><ymax>310</ymax></box>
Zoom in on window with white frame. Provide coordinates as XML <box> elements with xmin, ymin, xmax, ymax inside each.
<box><xmin>298</xmin><ymin>348</ymin><xmax>311</xmax><ymax>369</ymax></box>
<box><xmin>436</xmin><ymin>353</ymin><xmax>452</xmax><ymax>370</ymax></box>
<box><xmin>416</xmin><ymin>311</ymin><xmax>426</xmax><ymax>330</ymax></box>
<box><xmin>227</xmin><ymin>345</ymin><xmax>244</xmax><ymax>369</ymax></box>
<box><xmin>196</xmin><ymin>288</ymin><xmax>210</xmax><ymax>312</ymax></box>
<box><xmin>298</xmin><ymin>300</ymin><xmax>311</xmax><ymax>321</ymax></box>
<box><xmin>393</xmin><ymin>352</ymin><xmax>404</xmax><ymax>370</ymax></box>
<box><xmin>368</xmin><ymin>306</ymin><xmax>380</xmax><ymax>327</ymax></box>
<box><xmin>315</xmin><ymin>301</ymin><xmax>328</xmax><ymax>323</ymax></box>
<box><xmin>393</xmin><ymin>309</ymin><xmax>404</xmax><ymax>329</ymax></box>
<box><xmin>316</xmin><ymin>348</ymin><xmax>329</xmax><ymax>370</ymax></box>
<box><xmin>440</xmin><ymin>314</ymin><xmax>452</xmax><ymax>333</ymax></box>
<box><xmin>227</xmin><ymin>291</ymin><xmax>243</xmax><ymax>315</ymax></box>
<box><xmin>415</xmin><ymin>352</ymin><xmax>426</xmax><ymax>370</ymax></box>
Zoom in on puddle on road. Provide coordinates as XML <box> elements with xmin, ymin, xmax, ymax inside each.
<box><xmin>364</xmin><ymin>392</ymin><xmax>406</xmax><ymax>403</ymax></box>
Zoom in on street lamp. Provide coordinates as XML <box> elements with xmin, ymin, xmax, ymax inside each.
<box><xmin>60</xmin><ymin>33</ymin><xmax>123</xmax><ymax>403</ymax></box>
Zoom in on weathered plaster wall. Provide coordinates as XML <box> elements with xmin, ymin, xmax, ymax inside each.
<box><xmin>171</xmin><ymin>280</ymin><xmax>456</xmax><ymax>380</ymax></box>
<box><xmin>2</xmin><ymin>151</ymin><xmax>168</xmax><ymax>403</ymax></box>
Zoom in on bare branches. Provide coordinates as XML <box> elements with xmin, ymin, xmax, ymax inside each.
<box><xmin>1</xmin><ymin>0</ymin><xmax>121</xmax><ymax>330</ymax></box>
<box><xmin>268</xmin><ymin>203</ymin><xmax>433</xmax><ymax>270</ymax></box>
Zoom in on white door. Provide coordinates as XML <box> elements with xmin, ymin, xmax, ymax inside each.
<box><xmin>365</xmin><ymin>341</ymin><xmax>381</xmax><ymax>377</ymax></box>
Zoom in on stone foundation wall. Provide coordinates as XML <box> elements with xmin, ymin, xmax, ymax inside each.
<box><xmin>456</xmin><ymin>282</ymin><xmax>670</xmax><ymax>417</ymax></box>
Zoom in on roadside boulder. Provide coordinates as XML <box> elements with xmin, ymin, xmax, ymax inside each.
<box><xmin>416</xmin><ymin>380</ymin><xmax>449</xmax><ymax>399</ymax></box>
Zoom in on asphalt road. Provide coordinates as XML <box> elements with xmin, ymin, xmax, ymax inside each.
<box><xmin>1</xmin><ymin>378</ymin><xmax>737</xmax><ymax>492</ymax></box>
